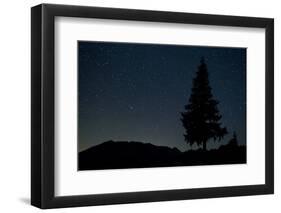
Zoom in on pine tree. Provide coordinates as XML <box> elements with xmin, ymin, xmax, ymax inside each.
<box><xmin>181</xmin><ymin>57</ymin><xmax>227</xmax><ymax>151</ymax></box>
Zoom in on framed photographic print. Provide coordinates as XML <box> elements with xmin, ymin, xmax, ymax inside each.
<box><xmin>31</xmin><ymin>4</ymin><xmax>274</xmax><ymax>209</ymax></box>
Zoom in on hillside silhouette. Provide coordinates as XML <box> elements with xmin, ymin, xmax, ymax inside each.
<box><xmin>78</xmin><ymin>140</ymin><xmax>246</xmax><ymax>170</ymax></box>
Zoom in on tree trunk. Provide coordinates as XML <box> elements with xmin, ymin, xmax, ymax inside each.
<box><xmin>202</xmin><ymin>141</ymin><xmax>207</xmax><ymax>151</ymax></box>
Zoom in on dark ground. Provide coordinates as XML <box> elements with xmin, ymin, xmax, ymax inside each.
<box><xmin>78</xmin><ymin>141</ymin><xmax>246</xmax><ymax>170</ymax></box>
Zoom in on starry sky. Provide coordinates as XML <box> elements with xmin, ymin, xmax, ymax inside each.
<box><xmin>78</xmin><ymin>41</ymin><xmax>246</xmax><ymax>152</ymax></box>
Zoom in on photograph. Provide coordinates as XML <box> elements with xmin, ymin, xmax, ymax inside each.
<box><xmin>78</xmin><ymin>41</ymin><xmax>247</xmax><ymax>170</ymax></box>
<box><xmin>30</xmin><ymin>3</ymin><xmax>274</xmax><ymax>209</ymax></box>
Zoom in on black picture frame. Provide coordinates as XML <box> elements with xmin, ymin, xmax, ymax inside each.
<box><xmin>31</xmin><ymin>3</ymin><xmax>274</xmax><ymax>209</ymax></box>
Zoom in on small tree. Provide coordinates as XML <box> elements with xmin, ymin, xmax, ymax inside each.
<box><xmin>228</xmin><ymin>132</ymin><xmax>238</xmax><ymax>147</ymax></box>
<box><xmin>181</xmin><ymin>57</ymin><xmax>227</xmax><ymax>151</ymax></box>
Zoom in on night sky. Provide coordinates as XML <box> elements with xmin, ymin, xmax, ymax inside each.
<box><xmin>78</xmin><ymin>41</ymin><xmax>246</xmax><ymax>152</ymax></box>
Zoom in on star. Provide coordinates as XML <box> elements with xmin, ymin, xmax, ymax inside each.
<box><xmin>128</xmin><ymin>105</ymin><xmax>134</xmax><ymax>110</ymax></box>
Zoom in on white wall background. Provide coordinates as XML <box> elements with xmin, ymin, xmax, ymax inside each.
<box><xmin>0</xmin><ymin>0</ymin><xmax>279</xmax><ymax>212</ymax></box>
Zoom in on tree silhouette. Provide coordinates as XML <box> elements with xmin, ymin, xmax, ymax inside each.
<box><xmin>181</xmin><ymin>57</ymin><xmax>227</xmax><ymax>151</ymax></box>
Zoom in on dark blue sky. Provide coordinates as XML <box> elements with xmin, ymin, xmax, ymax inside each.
<box><xmin>78</xmin><ymin>41</ymin><xmax>246</xmax><ymax>152</ymax></box>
